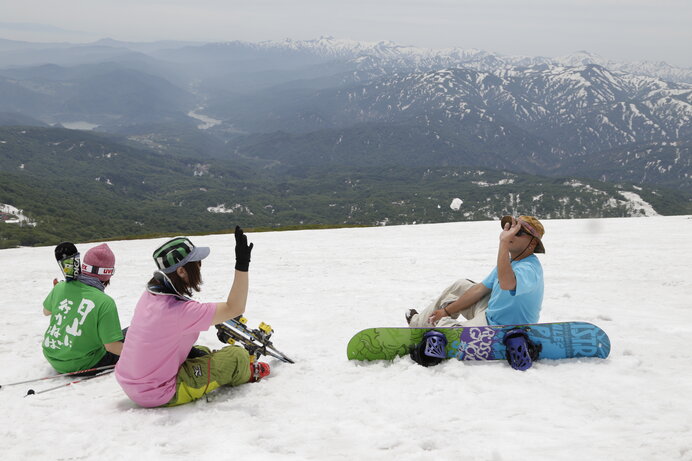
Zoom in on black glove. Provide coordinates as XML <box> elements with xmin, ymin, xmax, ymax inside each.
<box><xmin>234</xmin><ymin>225</ymin><xmax>253</xmax><ymax>272</ymax></box>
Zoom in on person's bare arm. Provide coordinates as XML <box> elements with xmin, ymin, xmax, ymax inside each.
<box><xmin>105</xmin><ymin>341</ymin><xmax>124</xmax><ymax>356</ymax></box>
<box><xmin>210</xmin><ymin>226</ymin><xmax>253</xmax><ymax>326</ymax></box>
<box><xmin>211</xmin><ymin>270</ymin><xmax>249</xmax><ymax>325</ymax></box>
<box><xmin>497</xmin><ymin>219</ymin><xmax>522</xmax><ymax>290</ymax></box>
<box><xmin>44</xmin><ymin>279</ymin><xmax>59</xmax><ymax>315</ymax></box>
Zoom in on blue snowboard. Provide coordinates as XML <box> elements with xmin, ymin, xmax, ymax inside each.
<box><xmin>347</xmin><ymin>321</ymin><xmax>610</xmax><ymax>362</ymax></box>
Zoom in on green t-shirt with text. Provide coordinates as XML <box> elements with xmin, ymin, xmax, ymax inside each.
<box><xmin>42</xmin><ymin>281</ymin><xmax>123</xmax><ymax>373</ymax></box>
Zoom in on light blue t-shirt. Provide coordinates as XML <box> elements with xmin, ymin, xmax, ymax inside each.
<box><xmin>481</xmin><ymin>254</ymin><xmax>544</xmax><ymax>325</ymax></box>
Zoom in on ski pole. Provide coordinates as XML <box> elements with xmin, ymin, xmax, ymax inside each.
<box><xmin>24</xmin><ymin>370</ymin><xmax>114</xmax><ymax>397</ymax></box>
<box><xmin>0</xmin><ymin>365</ymin><xmax>116</xmax><ymax>389</ymax></box>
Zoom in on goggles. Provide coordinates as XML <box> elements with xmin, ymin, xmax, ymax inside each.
<box><xmin>81</xmin><ymin>262</ymin><xmax>115</xmax><ymax>277</ymax></box>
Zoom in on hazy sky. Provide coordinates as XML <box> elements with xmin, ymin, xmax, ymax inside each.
<box><xmin>1</xmin><ymin>0</ymin><xmax>690</xmax><ymax>67</ymax></box>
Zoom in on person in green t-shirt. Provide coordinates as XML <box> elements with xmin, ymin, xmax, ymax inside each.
<box><xmin>42</xmin><ymin>243</ymin><xmax>124</xmax><ymax>374</ymax></box>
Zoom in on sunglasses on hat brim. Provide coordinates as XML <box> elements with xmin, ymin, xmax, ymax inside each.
<box><xmin>501</xmin><ymin>216</ymin><xmax>537</xmax><ymax>239</ymax></box>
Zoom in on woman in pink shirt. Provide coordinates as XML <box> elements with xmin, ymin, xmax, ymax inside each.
<box><xmin>115</xmin><ymin>226</ymin><xmax>269</xmax><ymax>407</ymax></box>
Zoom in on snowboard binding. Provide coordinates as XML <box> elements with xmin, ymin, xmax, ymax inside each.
<box><xmin>216</xmin><ymin>316</ymin><xmax>295</xmax><ymax>364</ymax></box>
<box><xmin>410</xmin><ymin>331</ymin><xmax>448</xmax><ymax>367</ymax></box>
<box><xmin>503</xmin><ymin>328</ymin><xmax>542</xmax><ymax>371</ymax></box>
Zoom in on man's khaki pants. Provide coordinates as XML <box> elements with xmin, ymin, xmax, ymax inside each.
<box><xmin>408</xmin><ymin>278</ymin><xmax>490</xmax><ymax>328</ymax></box>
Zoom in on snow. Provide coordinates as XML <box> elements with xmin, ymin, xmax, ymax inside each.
<box><xmin>1</xmin><ymin>216</ymin><xmax>692</xmax><ymax>460</ymax></box>
<box><xmin>0</xmin><ymin>203</ymin><xmax>36</xmax><ymax>226</ymax></box>
<box><xmin>618</xmin><ymin>191</ymin><xmax>660</xmax><ymax>217</ymax></box>
<box><xmin>473</xmin><ymin>179</ymin><xmax>515</xmax><ymax>187</ymax></box>
<box><xmin>207</xmin><ymin>204</ymin><xmax>253</xmax><ymax>215</ymax></box>
<box><xmin>250</xmin><ymin>38</ymin><xmax>692</xmax><ymax>85</ymax></box>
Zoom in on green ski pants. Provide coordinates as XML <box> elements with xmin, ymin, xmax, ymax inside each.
<box><xmin>163</xmin><ymin>345</ymin><xmax>252</xmax><ymax>407</ymax></box>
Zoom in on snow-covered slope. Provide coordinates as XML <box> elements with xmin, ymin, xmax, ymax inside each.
<box><xmin>1</xmin><ymin>216</ymin><xmax>691</xmax><ymax>460</ymax></box>
<box><xmin>224</xmin><ymin>61</ymin><xmax>691</xmax><ymax>183</ymax></box>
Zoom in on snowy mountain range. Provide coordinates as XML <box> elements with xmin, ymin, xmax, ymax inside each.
<box><xmin>204</xmin><ymin>50</ymin><xmax>690</xmax><ymax>189</ymax></box>
<box><xmin>0</xmin><ymin>37</ymin><xmax>691</xmax><ymax>246</ymax></box>
<box><xmin>0</xmin><ymin>36</ymin><xmax>690</xmax><ymax>195</ymax></box>
<box><xmin>241</xmin><ymin>37</ymin><xmax>692</xmax><ymax>84</ymax></box>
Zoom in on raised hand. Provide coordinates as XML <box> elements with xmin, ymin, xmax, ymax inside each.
<box><xmin>499</xmin><ymin>217</ymin><xmax>522</xmax><ymax>245</ymax></box>
<box><xmin>234</xmin><ymin>226</ymin><xmax>254</xmax><ymax>272</ymax></box>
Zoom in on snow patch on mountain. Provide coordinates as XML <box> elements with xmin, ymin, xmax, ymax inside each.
<box><xmin>0</xmin><ymin>203</ymin><xmax>36</xmax><ymax>226</ymax></box>
<box><xmin>207</xmin><ymin>204</ymin><xmax>254</xmax><ymax>215</ymax></box>
<box><xmin>618</xmin><ymin>191</ymin><xmax>659</xmax><ymax>217</ymax></box>
<box><xmin>473</xmin><ymin>179</ymin><xmax>515</xmax><ymax>187</ymax></box>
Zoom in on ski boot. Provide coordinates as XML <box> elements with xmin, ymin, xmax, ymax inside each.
<box><xmin>410</xmin><ymin>331</ymin><xmax>448</xmax><ymax>367</ymax></box>
<box><xmin>249</xmin><ymin>360</ymin><xmax>271</xmax><ymax>382</ymax></box>
<box><xmin>503</xmin><ymin>328</ymin><xmax>542</xmax><ymax>371</ymax></box>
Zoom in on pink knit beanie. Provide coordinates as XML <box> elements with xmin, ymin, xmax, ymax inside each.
<box><xmin>81</xmin><ymin>243</ymin><xmax>115</xmax><ymax>282</ymax></box>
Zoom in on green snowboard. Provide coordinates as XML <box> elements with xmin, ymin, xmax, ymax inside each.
<box><xmin>347</xmin><ymin>321</ymin><xmax>610</xmax><ymax>362</ymax></box>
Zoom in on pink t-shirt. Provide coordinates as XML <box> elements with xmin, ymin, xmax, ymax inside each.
<box><xmin>115</xmin><ymin>291</ymin><xmax>216</xmax><ymax>407</ymax></box>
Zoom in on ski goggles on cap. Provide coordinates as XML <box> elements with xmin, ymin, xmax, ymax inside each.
<box><xmin>153</xmin><ymin>237</ymin><xmax>210</xmax><ymax>273</ymax></box>
<box><xmin>81</xmin><ymin>262</ymin><xmax>115</xmax><ymax>277</ymax></box>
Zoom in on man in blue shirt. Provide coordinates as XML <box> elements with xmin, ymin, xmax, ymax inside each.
<box><xmin>407</xmin><ymin>215</ymin><xmax>545</xmax><ymax>327</ymax></box>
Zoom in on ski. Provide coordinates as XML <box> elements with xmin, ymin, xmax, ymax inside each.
<box><xmin>216</xmin><ymin>317</ymin><xmax>295</xmax><ymax>364</ymax></box>
<box><xmin>24</xmin><ymin>370</ymin><xmax>114</xmax><ymax>397</ymax></box>
<box><xmin>54</xmin><ymin>241</ymin><xmax>80</xmax><ymax>281</ymax></box>
<box><xmin>145</xmin><ymin>271</ymin><xmax>294</xmax><ymax>363</ymax></box>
